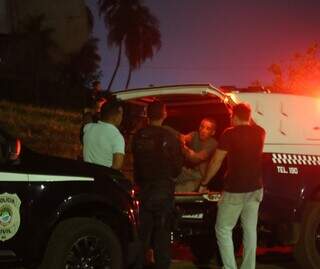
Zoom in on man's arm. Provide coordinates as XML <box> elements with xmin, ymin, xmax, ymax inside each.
<box><xmin>199</xmin><ymin>149</ymin><xmax>227</xmax><ymax>192</ymax></box>
<box><xmin>112</xmin><ymin>153</ymin><xmax>124</xmax><ymax>170</ymax></box>
<box><xmin>184</xmin><ymin>137</ymin><xmax>217</xmax><ymax>164</ymax></box>
<box><xmin>183</xmin><ymin>147</ymin><xmax>210</xmax><ymax>164</ymax></box>
<box><xmin>112</xmin><ymin>132</ymin><xmax>125</xmax><ymax>170</ymax></box>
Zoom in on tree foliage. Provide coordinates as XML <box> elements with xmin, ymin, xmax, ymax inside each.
<box><xmin>0</xmin><ymin>11</ymin><xmax>101</xmax><ymax>109</ymax></box>
<box><xmin>269</xmin><ymin>43</ymin><xmax>320</xmax><ymax>96</ymax></box>
<box><xmin>124</xmin><ymin>3</ymin><xmax>161</xmax><ymax>88</ymax></box>
<box><xmin>98</xmin><ymin>0</ymin><xmax>161</xmax><ymax>90</ymax></box>
<box><xmin>13</xmin><ymin>14</ymin><xmax>59</xmax><ymax>105</ymax></box>
<box><xmin>57</xmin><ymin>36</ymin><xmax>102</xmax><ymax>108</ymax></box>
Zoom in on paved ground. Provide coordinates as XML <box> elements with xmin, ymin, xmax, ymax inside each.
<box><xmin>170</xmin><ymin>256</ymin><xmax>300</xmax><ymax>269</ymax></box>
<box><xmin>14</xmin><ymin>246</ymin><xmax>301</xmax><ymax>269</ymax></box>
<box><xmin>170</xmin><ymin>245</ymin><xmax>301</xmax><ymax>269</ymax></box>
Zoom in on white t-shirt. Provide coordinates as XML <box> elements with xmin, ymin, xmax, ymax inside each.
<box><xmin>83</xmin><ymin>121</ymin><xmax>125</xmax><ymax>167</ymax></box>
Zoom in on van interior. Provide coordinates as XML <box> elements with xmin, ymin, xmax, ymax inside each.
<box><xmin>121</xmin><ymin>93</ymin><xmax>231</xmax><ymax>192</ymax></box>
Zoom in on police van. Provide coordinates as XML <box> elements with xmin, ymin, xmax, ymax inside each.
<box><xmin>114</xmin><ymin>84</ymin><xmax>320</xmax><ymax>268</ymax></box>
<box><xmin>0</xmin><ymin>128</ymin><xmax>139</xmax><ymax>268</ymax></box>
<box><xmin>1</xmin><ymin>84</ymin><xmax>319</xmax><ymax>268</ymax></box>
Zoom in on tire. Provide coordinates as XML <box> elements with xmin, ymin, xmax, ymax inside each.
<box><xmin>294</xmin><ymin>202</ymin><xmax>320</xmax><ymax>269</ymax></box>
<box><xmin>39</xmin><ymin>217</ymin><xmax>123</xmax><ymax>269</ymax></box>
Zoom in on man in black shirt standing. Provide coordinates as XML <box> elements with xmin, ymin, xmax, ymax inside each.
<box><xmin>200</xmin><ymin>103</ymin><xmax>265</xmax><ymax>269</ymax></box>
<box><xmin>132</xmin><ymin>100</ymin><xmax>183</xmax><ymax>269</ymax></box>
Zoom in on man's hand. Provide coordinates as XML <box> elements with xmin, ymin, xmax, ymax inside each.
<box><xmin>198</xmin><ymin>185</ymin><xmax>209</xmax><ymax>193</ymax></box>
<box><xmin>181</xmin><ymin>144</ymin><xmax>189</xmax><ymax>155</ymax></box>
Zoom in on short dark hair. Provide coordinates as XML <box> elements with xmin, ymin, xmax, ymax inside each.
<box><xmin>232</xmin><ymin>103</ymin><xmax>251</xmax><ymax>121</ymax></box>
<box><xmin>147</xmin><ymin>100</ymin><xmax>166</xmax><ymax>120</ymax></box>
<box><xmin>100</xmin><ymin>98</ymin><xmax>123</xmax><ymax>120</ymax></box>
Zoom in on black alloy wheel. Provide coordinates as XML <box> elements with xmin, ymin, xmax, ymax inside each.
<box><xmin>294</xmin><ymin>202</ymin><xmax>320</xmax><ymax>269</ymax></box>
<box><xmin>40</xmin><ymin>218</ymin><xmax>123</xmax><ymax>269</ymax></box>
<box><xmin>66</xmin><ymin>236</ymin><xmax>112</xmax><ymax>269</ymax></box>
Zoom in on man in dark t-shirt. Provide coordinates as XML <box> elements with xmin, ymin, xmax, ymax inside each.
<box><xmin>132</xmin><ymin>100</ymin><xmax>183</xmax><ymax>269</ymax></box>
<box><xmin>200</xmin><ymin>103</ymin><xmax>265</xmax><ymax>269</ymax></box>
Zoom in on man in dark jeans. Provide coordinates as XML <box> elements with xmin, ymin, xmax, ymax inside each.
<box><xmin>132</xmin><ymin>100</ymin><xmax>183</xmax><ymax>269</ymax></box>
<box><xmin>200</xmin><ymin>103</ymin><xmax>265</xmax><ymax>269</ymax></box>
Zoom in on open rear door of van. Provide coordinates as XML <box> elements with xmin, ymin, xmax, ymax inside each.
<box><xmin>114</xmin><ymin>84</ymin><xmax>229</xmax><ymax>195</ymax></box>
<box><xmin>114</xmin><ymin>85</ymin><xmax>230</xmax><ymax>257</ymax></box>
<box><xmin>114</xmin><ymin>84</ymin><xmax>227</xmax><ymax>102</ymax></box>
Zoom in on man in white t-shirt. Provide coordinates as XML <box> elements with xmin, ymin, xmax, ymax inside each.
<box><xmin>83</xmin><ymin>98</ymin><xmax>125</xmax><ymax>170</ymax></box>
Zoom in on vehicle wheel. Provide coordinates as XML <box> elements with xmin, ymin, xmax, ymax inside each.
<box><xmin>39</xmin><ymin>217</ymin><xmax>122</xmax><ymax>269</ymax></box>
<box><xmin>294</xmin><ymin>202</ymin><xmax>320</xmax><ymax>269</ymax></box>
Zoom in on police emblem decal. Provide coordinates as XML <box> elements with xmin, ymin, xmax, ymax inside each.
<box><xmin>0</xmin><ymin>193</ymin><xmax>21</xmax><ymax>241</ymax></box>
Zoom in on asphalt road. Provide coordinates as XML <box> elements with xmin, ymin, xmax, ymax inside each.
<box><xmin>14</xmin><ymin>246</ymin><xmax>301</xmax><ymax>269</ymax></box>
<box><xmin>170</xmin><ymin>255</ymin><xmax>300</xmax><ymax>269</ymax></box>
<box><xmin>170</xmin><ymin>245</ymin><xmax>301</xmax><ymax>269</ymax></box>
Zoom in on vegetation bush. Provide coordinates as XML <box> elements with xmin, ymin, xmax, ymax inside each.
<box><xmin>0</xmin><ymin>100</ymin><xmax>82</xmax><ymax>159</ymax></box>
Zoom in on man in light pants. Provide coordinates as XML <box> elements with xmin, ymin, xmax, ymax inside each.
<box><xmin>199</xmin><ymin>103</ymin><xmax>265</xmax><ymax>269</ymax></box>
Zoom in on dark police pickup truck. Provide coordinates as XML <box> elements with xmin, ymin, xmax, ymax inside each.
<box><xmin>0</xmin><ymin>128</ymin><xmax>139</xmax><ymax>269</ymax></box>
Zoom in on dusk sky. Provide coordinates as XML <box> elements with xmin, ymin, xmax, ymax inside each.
<box><xmin>87</xmin><ymin>0</ymin><xmax>320</xmax><ymax>91</ymax></box>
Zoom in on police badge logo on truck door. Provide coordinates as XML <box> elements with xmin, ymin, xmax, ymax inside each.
<box><xmin>0</xmin><ymin>193</ymin><xmax>21</xmax><ymax>241</ymax></box>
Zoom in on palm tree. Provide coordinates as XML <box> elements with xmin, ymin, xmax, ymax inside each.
<box><xmin>98</xmin><ymin>0</ymin><xmax>161</xmax><ymax>90</ymax></box>
<box><xmin>98</xmin><ymin>0</ymin><xmax>132</xmax><ymax>90</ymax></box>
<box><xmin>124</xmin><ymin>4</ymin><xmax>161</xmax><ymax>89</ymax></box>
<box><xmin>86</xmin><ymin>5</ymin><xmax>94</xmax><ymax>32</ymax></box>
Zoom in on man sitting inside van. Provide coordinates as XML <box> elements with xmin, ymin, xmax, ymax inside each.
<box><xmin>175</xmin><ymin>117</ymin><xmax>218</xmax><ymax>192</ymax></box>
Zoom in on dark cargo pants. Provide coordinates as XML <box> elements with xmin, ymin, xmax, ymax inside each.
<box><xmin>137</xmin><ymin>198</ymin><xmax>174</xmax><ymax>269</ymax></box>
